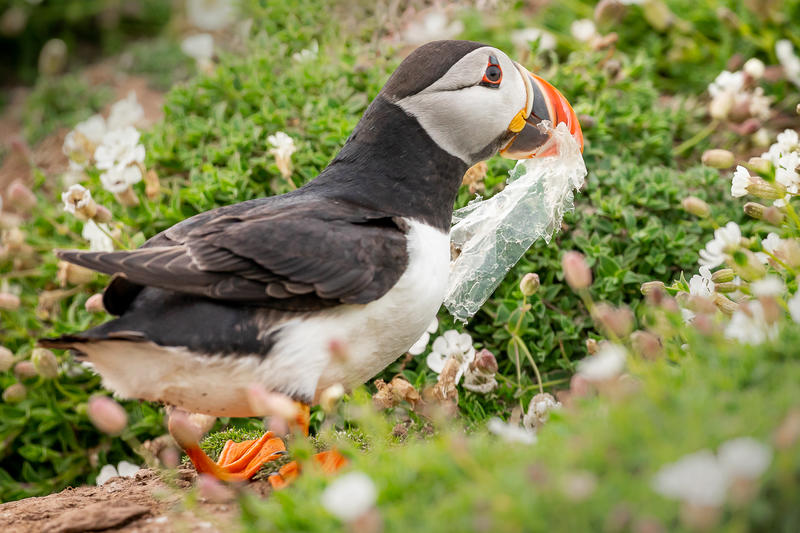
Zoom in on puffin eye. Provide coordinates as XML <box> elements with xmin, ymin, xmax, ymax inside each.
<box><xmin>480</xmin><ymin>55</ymin><xmax>503</xmax><ymax>88</ymax></box>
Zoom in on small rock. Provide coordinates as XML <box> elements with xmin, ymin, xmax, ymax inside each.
<box><xmin>43</xmin><ymin>500</ymin><xmax>149</xmax><ymax>533</ymax></box>
<box><xmin>176</xmin><ymin>467</ymin><xmax>197</xmax><ymax>481</ymax></box>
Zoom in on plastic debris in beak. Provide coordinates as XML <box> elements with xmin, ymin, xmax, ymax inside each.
<box><xmin>445</xmin><ymin>122</ymin><xmax>587</xmax><ymax>321</ymax></box>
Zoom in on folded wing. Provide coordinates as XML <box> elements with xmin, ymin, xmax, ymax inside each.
<box><xmin>58</xmin><ymin>199</ymin><xmax>409</xmax><ymax>313</ymax></box>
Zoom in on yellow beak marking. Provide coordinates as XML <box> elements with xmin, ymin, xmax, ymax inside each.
<box><xmin>508</xmin><ymin>109</ymin><xmax>527</xmax><ymax>133</ymax></box>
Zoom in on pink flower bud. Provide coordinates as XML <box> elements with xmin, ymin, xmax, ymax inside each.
<box><xmin>774</xmin><ymin>409</ymin><xmax>800</xmax><ymax>450</ymax></box>
<box><xmin>85</xmin><ymin>293</ymin><xmax>106</xmax><ymax>313</ymax></box>
<box><xmin>93</xmin><ymin>205</ymin><xmax>113</xmax><ymax>223</ymax></box>
<box><xmin>746</xmin><ymin>157</ymin><xmax>771</xmax><ymax>175</ymax></box>
<box><xmin>562</xmin><ymin>251</ymin><xmax>592</xmax><ymax>290</ymax></box>
<box><xmin>473</xmin><ymin>348</ymin><xmax>498</xmax><ymax>374</ymax></box>
<box><xmin>167</xmin><ymin>409</ymin><xmax>202</xmax><ymax>448</ymax></box>
<box><xmin>0</xmin><ymin>346</ymin><xmax>13</xmax><ymax>372</ymax></box>
<box><xmin>328</xmin><ymin>338</ymin><xmax>350</xmax><ymax>363</ymax></box>
<box><xmin>14</xmin><ymin>360</ymin><xmax>37</xmax><ymax>380</ymax></box>
<box><xmin>0</xmin><ymin>292</ymin><xmax>21</xmax><ymax>310</ymax></box>
<box><xmin>746</xmin><ymin>178</ymin><xmax>785</xmax><ymax>200</ymax></box>
<box><xmin>570</xmin><ymin>374</ymin><xmax>591</xmax><ymax>397</ymax></box>
<box><xmin>630</xmin><ymin>331</ymin><xmax>662</xmax><ymax>360</ymax></box>
<box><xmin>32</xmin><ymin>348</ymin><xmax>59</xmax><ymax>379</ymax></box>
<box><xmin>594</xmin><ymin>0</ymin><xmax>626</xmax><ymax>28</ymax></box>
<box><xmin>2</xmin><ymin>383</ymin><xmax>26</xmax><ymax>403</ymax></box>
<box><xmin>87</xmin><ymin>395</ymin><xmax>128</xmax><ymax>435</ymax></box>
<box><xmin>246</xmin><ymin>384</ymin><xmax>299</xmax><ymax>421</ymax></box>
<box><xmin>640</xmin><ymin>281</ymin><xmax>665</xmax><ymax>297</ymax></box>
<box><xmin>710</xmin><ymin>268</ymin><xmax>734</xmax><ymax>283</ymax></box>
<box><xmin>7</xmin><ymin>180</ymin><xmax>37</xmax><ymax>209</ymax></box>
<box><xmin>159</xmin><ymin>446</ymin><xmax>181</xmax><ymax>468</ymax></box>
<box><xmin>57</xmin><ymin>261</ymin><xmax>95</xmax><ymax>286</ymax></box>
<box><xmin>519</xmin><ymin>273</ymin><xmax>540</xmax><ymax>296</ymax></box>
<box><xmin>701</xmin><ymin>149</ymin><xmax>735</xmax><ymax>169</ymax></box>
<box><xmin>592</xmin><ymin>303</ymin><xmax>634</xmax><ymax>338</ymax></box>
<box><xmin>197</xmin><ymin>474</ymin><xmax>235</xmax><ymax>503</ymax></box>
<box><xmin>681</xmin><ymin>196</ymin><xmax>710</xmax><ymax>217</ymax></box>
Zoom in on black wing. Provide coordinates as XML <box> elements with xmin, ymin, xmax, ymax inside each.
<box><xmin>57</xmin><ymin>197</ymin><xmax>409</xmax><ymax>313</ymax></box>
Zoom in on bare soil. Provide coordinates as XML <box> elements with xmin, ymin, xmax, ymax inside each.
<box><xmin>0</xmin><ymin>61</ymin><xmax>164</xmax><ymax>197</ymax></box>
<box><xmin>0</xmin><ymin>467</ymin><xmax>272</xmax><ymax>533</ymax></box>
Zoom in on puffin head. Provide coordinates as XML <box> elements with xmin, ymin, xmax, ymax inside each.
<box><xmin>381</xmin><ymin>40</ymin><xmax>583</xmax><ymax>166</ymax></box>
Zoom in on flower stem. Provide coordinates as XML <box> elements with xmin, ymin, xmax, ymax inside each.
<box><xmin>675</xmin><ymin>120</ymin><xmax>719</xmax><ymax>156</ymax></box>
<box><xmin>512</xmin><ymin>334</ymin><xmax>543</xmax><ymax>395</ymax></box>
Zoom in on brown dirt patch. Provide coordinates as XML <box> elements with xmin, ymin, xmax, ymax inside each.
<box><xmin>0</xmin><ymin>62</ymin><xmax>165</xmax><ymax>198</ymax></box>
<box><xmin>0</xmin><ymin>467</ymin><xmax>271</xmax><ymax>533</ymax></box>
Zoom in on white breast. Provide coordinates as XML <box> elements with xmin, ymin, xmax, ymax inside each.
<box><xmin>82</xmin><ymin>219</ymin><xmax>450</xmax><ymax>415</ymax></box>
<box><xmin>310</xmin><ymin>219</ymin><xmax>450</xmax><ymax>394</ymax></box>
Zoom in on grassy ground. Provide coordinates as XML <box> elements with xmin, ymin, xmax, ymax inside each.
<box><xmin>1</xmin><ymin>0</ymin><xmax>799</xmax><ymax>530</ymax></box>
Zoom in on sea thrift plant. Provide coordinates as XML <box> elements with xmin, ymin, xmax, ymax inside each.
<box><xmin>671</xmin><ymin>126</ymin><xmax>800</xmax><ymax>341</ymax></box>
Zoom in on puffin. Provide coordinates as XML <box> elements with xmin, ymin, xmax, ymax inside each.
<box><xmin>42</xmin><ymin>40</ymin><xmax>583</xmax><ymax>484</ymax></box>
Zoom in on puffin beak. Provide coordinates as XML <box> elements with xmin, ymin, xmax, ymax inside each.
<box><xmin>500</xmin><ymin>63</ymin><xmax>584</xmax><ymax>159</ymax></box>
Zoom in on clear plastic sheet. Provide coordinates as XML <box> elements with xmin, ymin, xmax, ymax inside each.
<box><xmin>444</xmin><ymin>122</ymin><xmax>587</xmax><ymax>322</ymax></box>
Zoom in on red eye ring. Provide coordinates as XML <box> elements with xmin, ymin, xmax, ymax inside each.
<box><xmin>480</xmin><ymin>55</ymin><xmax>502</xmax><ymax>87</ymax></box>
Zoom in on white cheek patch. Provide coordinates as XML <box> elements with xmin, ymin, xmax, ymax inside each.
<box><xmin>396</xmin><ymin>48</ymin><xmax>528</xmax><ymax>164</ymax></box>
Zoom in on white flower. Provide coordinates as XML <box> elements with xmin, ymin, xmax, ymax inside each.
<box><xmin>487</xmin><ymin>418</ymin><xmax>536</xmax><ymax>444</ymax></box>
<box><xmin>181</xmin><ymin>33</ymin><xmax>214</xmax><ymax>63</ymax></box>
<box><xmin>511</xmin><ymin>27</ymin><xmax>556</xmax><ymax>52</ymax></box>
<box><xmin>689</xmin><ymin>266</ymin><xmax>714</xmax><ymax>297</ymax></box>
<box><xmin>708</xmin><ymin>70</ymin><xmax>748</xmax><ymax>120</ymax></box>
<box><xmin>75</xmin><ymin>114</ymin><xmax>107</xmax><ymax>144</ymax></box>
<box><xmin>402</xmin><ymin>10</ymin><xmax>464</xmax><ymax>44</ymax></box>
<box><xmin>61</xmin><ymin>184</ymin><xmax>92</xmax><ymax>216</ymax></box>
<box><xmin>407</xmin><ymin>317</ymin><xmax>438</xmax><ymax>355</ymax></box>
<box><xmin>743</xmin><ymin>58</ymin><xmax>765</xmax><ymax>79</ymax></box>
<box><xmin>292</xmin><ymin>41</ymin><xmax>318</xmax><ymax>62</ymax></box>
<box><xmin>576</xmin><ymin>343</ymin><xmax>626</xmax><ymax>382</ymax></box>
<box><xmin>778</xmin><ymin>149</ymin><xmax>800</xmax><ymax>173</ymax></box>
<box><xmin>186</xmin><ymin>0</ymin><xmax>236</xmax><ymax>31</ymax></box>
<box><xmin>708</xmin><ymin>70</ymin><xmax>744</xmax><ymax>99</ymax></box>
<box><xmin>776</xmin><ymin>39</ymin><xmax>800</xmax><ymax>88</ymax></box>
<box><xmin>773</xmin><ymin>194</ymin><xmax>791</xmax><ymax>208</ymax></box>
<box><xmin>62</xmin><ymin>160</ymin><xmax>86</xmax><ymax>187</ymax></box>
<box><xmin>570</xmin><ymin>19</ymin><xmax>596</xmax><ymax>43</ymax></box>
<box><xmin>788</xmin><ymin>291</ymin><xmax>800</xmax><ymax>323</ymax></box>
<box><xmin>94</xmin><ymin>127</ymin><xmax>145</xmax><ymax>171</ymax></box>
<box><xmin>462</xmin><ymin>349</ymin><xmax>498</xmax><ymax>394</ymax></box>
<box><xmin>724</xmin><ymin>301</ymin><xmax>778</xmax><ymax>345</ymax></box>
<box><xmin>750</xmin><ymin>275</ymin><xmax>784</xmax><ymax>297</ymax></box>
<box><xmin>747</xmin><ymin>87</ymin><xmax>771</xmax><ymax>121</ymax></box>
<box><xmin>753</xmin><ymin>128</ymin><xmax>770</xmax><ymax>147</ymax></box>
<box><xmin>652</xmin><ymin>450</ymin><xmax>729</xmax><ymax>506</ymax></box>
<box><xmin>717</xmin><ymin>437</ymin><xmax>772</xmax><ymax>480</ymax></box>
<box><xmin>761</xmin><ymin>232</ymin><xmax>782</xmax><ymax>255</ymax></box>
<box><xmin>730</xmin><ymin>165</ymin><xmax>752</xmax><ymax>198</ymax></box>
<box><xmin>267</xmin><ymin>131</ymin><xmax>297</xmax><ymax>178</ymax></box>
<box><xmin>776</xmin><ymin>167</ymin><xmax>800</xmax><ymax>192</ymax></box>
<box><xmin>63</xmin><ymin>114</ymin><xmax>107</xmax><ymax>166</ymax></box>
<box><xmin>699</xmin><ymin>222</ymin><xmax>741</xmax><ymax>268</ymax></box>
<box><xmin>426</xmin><ymin>329</ymin><xmax>475</xmax><ymax>384</ymax></box>
<box><xmin>462</xmin><ymin>371</ymin><xmax>497</xmax><ymax>394</ymax></box>
<box><xmin>522</xmin><ymin>393</ymin><xmax>561</xmax><ymax>431</ymax></box>
<box><xmin>101</xmin><ymin>164</ymin><xmax>143</xmax><ymax>194</ymax></box>
<box><xmin>776</xmin><ymin>129</ymin><xmax>799</xmax><ymax>152</ymax></box>
<box><xmin>82</xmin><ymin>220</ymin><xmax>113</xmax><ymax>252</ymax></box>
<box><xmin>96</xmin><ymin>461</ymin><xmax>140</xmax><ymax>485</ymax></box>
<box><xmin>107</xmin><ymin>91</ymin><xmax>144</xmax><ymax>131</ymax></box>
<box><xmin>320</xmin><ymin>472</ymin><xmax>377</xmax><ymax>522</ymax></box>
<box><xmin>709</xmin><ymin>91</ymin><xmax>735</xmax><ymax>120</ymax></box>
